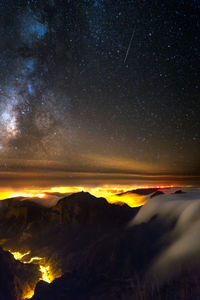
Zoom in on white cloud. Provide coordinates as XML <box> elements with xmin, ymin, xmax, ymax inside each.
<box><xmin>129</xmin><ymin>188</ymin><xmax>200</xmax><ymax>280</ymax></box>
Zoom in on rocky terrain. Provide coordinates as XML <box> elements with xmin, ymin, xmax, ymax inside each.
<box><xmin>0</xmin><ymin>247</ymin><xmax>39</xmax><ymax>300</ymax></box>
<box><xmin>0</xmin><ymin>188</ymin><xmax>200</xmax><ymax>299</ymax></box>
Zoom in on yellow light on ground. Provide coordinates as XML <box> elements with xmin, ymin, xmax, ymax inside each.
<box><xmin>24</xmin><ymin>257</ymin><xmax>42</xmax><ymax>263</ymax></box>
<box><xmin>40</xmin><ymin>265</ymin><xmax>52</xmax><ymax>283</ymax></box>
<box><xmin>10</xmin><ymin>251</ymin><xmax>30</xmax><ymax>260</ymax></box>
<box><xmin>23</xmin><ymin>290</ymin><xmax>34</xmax><ymax>299</ymax></box>
<box><xmin>8</xmin><ymin>249</ymin><xmax>56</xmax><ymax>299</ymax></box>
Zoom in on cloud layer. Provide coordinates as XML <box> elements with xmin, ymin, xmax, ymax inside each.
<box><xmin>130</xmin><ymin>188</ymin><xmax>200</xmax><ymax>280</ymax></box>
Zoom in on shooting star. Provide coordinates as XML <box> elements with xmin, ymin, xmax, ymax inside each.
<box><xmin>124</xmin><ymin>27</ymin><xmax>135</xmax><ymax>64</ymax></box>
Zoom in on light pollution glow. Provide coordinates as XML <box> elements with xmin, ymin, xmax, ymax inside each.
<box><xmin>7</xmin><ymin>249</ymin><xmax>59</xmax><ymax>299</ymax></box>
<box><xmin>0</xmin><ymin>185</ymin><xmax>176</xmax><ymax>207</ymax></box>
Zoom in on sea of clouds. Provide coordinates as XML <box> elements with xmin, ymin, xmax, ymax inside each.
<box><xmin>130</xmin><ymin>187</ymin><xmax>200</xmax><ymax>280</ymax></box>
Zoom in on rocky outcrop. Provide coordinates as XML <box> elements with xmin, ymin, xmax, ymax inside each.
<box><xmin>0</xmin><ymin>247</ymin><xmax>40</xmax><ymax>300</ymax></box>
<box><xmin>1</xmin><ymin>190</ymin><xmax>197</xmax><ymax>300</ymax></box>
<box><xmin>150</xmin><ymin>190</ymin><xmax>164</xmax><ymax>198</ymax></box>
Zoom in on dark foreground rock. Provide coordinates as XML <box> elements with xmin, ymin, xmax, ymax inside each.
<box><xmin>0</xmin><ymin>247</ymin><xmax>40</xmax><ymax>300</ymax></box>
<box><xmin>0</xmin><ymin>190</ymin><xmax>199</xmax><ymax>300</ymax></box>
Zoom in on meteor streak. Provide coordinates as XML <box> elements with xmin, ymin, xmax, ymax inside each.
<box><xmin>124</xmin><ymin>27</ymin><xmax>135</xmax><ymax>64</ymax></box>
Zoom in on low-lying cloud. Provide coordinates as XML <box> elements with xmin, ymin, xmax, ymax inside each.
<box><xmin>130</xmin><ymin>188</ymin><xmax>200</xmax><ymax>280</ymax></box>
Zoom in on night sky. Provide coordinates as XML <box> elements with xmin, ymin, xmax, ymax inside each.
<box><xmin>0</xmin><ymin>0</ymin><xmax>200</xmax><ymax>189</ymax></box>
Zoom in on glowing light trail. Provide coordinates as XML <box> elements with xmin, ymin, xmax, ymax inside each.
<box><xmin>7</xmin><ymin>249</ymin><xmax>57</xmax><ymax>299</ymax></box>
<box><xmin>40</xmin><ymin>265</ymin><xmax>52</xmax><ymax>283</ymax></box>
<box><xmin>25</xmin><ymin>257</ymin><xmax>42</xmax><ymax>263</ymax></box>
<box><xmin>11</xmin><ymin>251</ymin><xmax>30</xmax><ymax>260</ymax></box>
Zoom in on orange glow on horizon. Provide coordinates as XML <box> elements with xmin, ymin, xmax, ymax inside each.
<box><xmin>106</xmin><ymin>193</ymin><xmax>147</xmax><ymax>207</ymax></box>
<box><xmin>0</xmin><ymin>190</ymin><xmax>46</xmax><ymax>200</ymax></box>
<box><xmin>0</xmin><ymin>184</ymin><xmax>177</xmax><ymax>207</ymax></box>
<box><xmin>10</xmin><ymin>192</ymin><xmax>46</xmax><ymax>199</ymax></box>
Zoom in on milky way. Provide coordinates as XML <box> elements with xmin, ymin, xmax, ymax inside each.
<box><xmin>0</xmin><ymin>0</ymin><xmax>200</xmax><ymax>187</ymax></box>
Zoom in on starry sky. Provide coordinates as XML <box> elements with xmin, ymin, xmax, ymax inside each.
<box><xmin>0</xmin><ymin>0</ymin><xmax>200</xmax><ymax>189</ymax></box>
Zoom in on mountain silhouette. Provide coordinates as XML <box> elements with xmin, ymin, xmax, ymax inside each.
<box><xmin>0</xmin><ymin>189</ymin><xmax>199</xmax><ymax>299</ymax></box>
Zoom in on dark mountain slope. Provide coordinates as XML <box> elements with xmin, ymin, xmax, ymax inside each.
<box><xmin>0</xmin><ymin>247</ymin><xmax>39</xmax><ymax>300</ymax></box>
<box><xmin>0</xmin><ymin>190</ymin><xmax>187</xmax><ymax>300</ymax></box>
